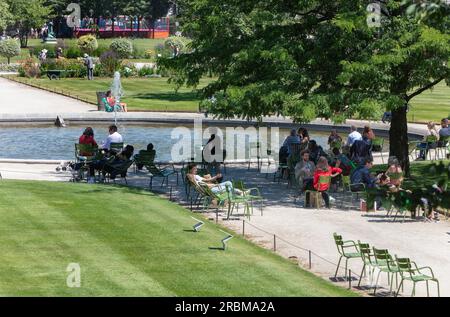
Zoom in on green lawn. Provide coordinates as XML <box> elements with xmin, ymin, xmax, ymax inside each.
<box><xmin>0</xmin><ymin>180</ymin><xmax>355</xmax><ymax>296</ymax></box>
<box><xmin>408</xmin><ymin>82</ymin><xmax>450</xmax><ymax>123</ymax></box>
<box><xmin>8</xmin><ymin>76</ymin><xmax>213</xmax><ymax>112</ymax></box>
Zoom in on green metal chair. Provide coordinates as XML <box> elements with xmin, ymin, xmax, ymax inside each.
<box><xmin>357</xmin><ymin>241</ymin><xmax>375</xmax><ymax>287</ymax></box>
<box><xmin>371</xmin><ymin>138</ymin><xmax>385</xmax><ymax>164</ymax></box>
<box><xmin>134</xmin><ymin>149</ymin><xmax>156</xmax><ymax>172</ymax></box>
<box><xmin>436</xmin><ymin>136</ymin><xmax>449</xmax><ymax>160</ymax></box>
<box><xmin>198</xmin><ymin>182</ymin><xmax>229</xmax><ymax>214</ymax></box>
<box><xmin>147</xmin><ymin>162</ymin><xmax>179</xmax><ymax>190</ymax></box>
<box><xmin>224</xmin><ymin>183</ymin><xmax>253</xmax><ymax>220</ymax></box>
<box><xmin>372</xmin><ymin>247</ymin><xmax>400</xmax><ymax>295</ymax></box>
<box><xmin>74</xmin><ymin>143</ymin><xmax>98</xmax><ymax>163</ymax></box>
<box><xmin>103</xmin><ymin>159</ymin><xmax>134</xmax><ymax>185</ymax></box>
<box><xmin>330</xmin><ymin>140</ymin><xmax>342</xmax><ymax>151</ymax></box>
<box><xmin>395</xmin><ymin>256</ymin><xmax>440</xmax><ymax>297</ymax></box>
<box><xmin>305</xmin><ymin>175</ymin><xmax>331</xmax><ymax>209</ymax></box>
<box><xmin>232</xmin><ymin>180</ymin><xmax>264</xmax><ymax>216</ymax></box>
<box><xmin>333</xmin><ymin>233</ymin><xmax>361</xmax><ymax>280</ymax></box>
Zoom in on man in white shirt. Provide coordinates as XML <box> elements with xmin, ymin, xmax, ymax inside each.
<box><xmin>101</xmin><ymin>125</ymin><xmax>123</xmax><ymax>150</ymax></box>
<box><xmin>346</xmin><ymin>125</ymin><xmax>362</xmax><ymax>147</ymax></box>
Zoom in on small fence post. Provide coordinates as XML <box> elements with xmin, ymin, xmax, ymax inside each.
<box><xmin>215</xmin><ymin>211</ymin><xmax>218</xmax><ymax>223</ymax></box>
<box><xmin>308</xmin><ymin>250</ymin><xmax>312</xmax><ymax>269</ymax></box>
<box><xmin>273</xmin><ymin>235</ymin><xmax>276</xmax><ymax>251</ymax></box>
<box><xmin>348</xmin><ymin>270</ymin><xmax>352</xmax><ymax>289</ymax></box>
<box><xmin>242</xmin><ymin>220</ymin><xmax>245</xmax><ymax>236</ymax></box>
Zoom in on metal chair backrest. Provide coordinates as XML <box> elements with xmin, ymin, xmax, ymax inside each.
<box><xmin>395</xmin><ymin>256</ymin><xmax>413</xmax><ymax>273</ymax></box>
<box><xmin>330</xmin><ymin>140</ymin><xmax>342</xmax><ymax>150</ymax></box>
<box><xmin>425</xmin><ymin>135</ymin><xmax>438</xmax><ymax>143</ymax></box>
<box><xmin>373</xmin><ymin>247</ymin><xmax>394</xmax><ymax>269</ymax></box>
<box><xmin>358</xmin><ymin>241</ymin><xmax>372</xmax><ymax>264</ymax></box>
<box><xmin>333</xmin><ymin>233</ymin><xmax>344</xmax><ymax>255</ymax></box>
<box><xmin>75</xmin><ymin>143</ymin><xmax>97</xmax><ymax>160</ymax></box>
<box><xmin>317</xmin><ymin>175</ymin><xmax>331</xmax><ymax>192</ymax></box>
<box><xmin>371</xmin><ymin>138</ymin><xmax>384</xmax><ymax>151</ymax></box>
<box><xmin>110</xmin><ymin>142</ymin><xmax>124</xmax><ymax>153</ymax></box>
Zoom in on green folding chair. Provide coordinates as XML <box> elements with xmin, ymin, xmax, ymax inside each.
<box><xmin>333</xmin><ymin>233</ymin><xmax>361</xmax><ymax>280</ymax></box>
<box><xmin>147</xmin><ymin>162</ymin><xmax>179</xmax><ymax>189</ymax></box>
<box><xmin>232</xmin><ymin>180</ymin><xmax>264</xmax><ymax>216</ymax></box>
<box><xmin>395</xmin><ymin>256</ymin><xmax>440</xmax><ymax>297</ymax></box>
<box><xmin>110</xmin><ymin>142</ymin><xmax>124</xmax><ymax>154</ymax></box>
<box><xmin>372</xmin><ymin>247</ymin><xmax>400</xmax><ymax>295</ymax></box>
<box><xmin>357</xmin><ymin>241</ymin><xmax>376</xmax><ymax>287</ymax></box>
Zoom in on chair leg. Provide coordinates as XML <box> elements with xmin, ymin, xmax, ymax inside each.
<box><xmin>426</xmin><ymin>280</ymin><xmax>429</xmax><ymax>297</ymax></box>
<box><xmin>334</xmin><ymin>256</ymin><xmax>343</xmax><ymax>278</ymax></box>
<box><xmin>396</xmin><ymin>279</ymin><xmax>404</xmax><ymax>297</ymax></box>
<box><xmin>373</xmin><ymin>270</ymin><xmax>382</xmax><ymax>295</ymax></box>
<box><xmin>436</xmin><ymin>280</ymin><xmax>440</xmax><ymax>297</ymax></box>
<box><xmin>411</xmin><ymin>283</ymin><xmax>416</xmax><ymax>297</ymax></box>
<box><xmin>358</xmin><ymin>264</ymin><xmax>366</xmax><ymax>287</ymax></box>
<box><xmin>344</xmin><ymin>258</ymin><xmax>348</xmax><ymax>280</ymax></box>
<box><xmin>149</xmin><ymin>177</ymin><xmax>153</xmax><ymax>190</ymax></box>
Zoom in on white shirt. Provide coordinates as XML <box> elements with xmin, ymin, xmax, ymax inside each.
<box><xmin>347</xmin><ymin>131</ymin><xmax>362</xmax><ymax>147</ymax></box>
<box><xmin>194</xmin><ymin>175</ymin><xmax>204</xmax><ymax>184</ymax></box>
<box><xmin>102</xmin><ymin>132</ymin><xmax>123</xmax><ymax>150</ymax></box>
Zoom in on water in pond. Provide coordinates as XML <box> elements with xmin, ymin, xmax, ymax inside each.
<box><xmin>0</xmin><ymin>124</ymin><xmax>385</xmax><ymax>161</ymax></box>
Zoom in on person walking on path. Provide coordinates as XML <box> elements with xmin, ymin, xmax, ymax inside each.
<box><xmin>84</xmin><ymin>54</ymin><xmax>94</xmax><ymax>80</ymax></box>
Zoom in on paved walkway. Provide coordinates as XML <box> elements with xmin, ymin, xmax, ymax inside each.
<box><xmin>0</xmin><ymin>77</ymin><xmax>96</xmax><ymax>114</ymax></box>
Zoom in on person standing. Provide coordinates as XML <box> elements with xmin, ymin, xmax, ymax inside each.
<box><xmin>84</xmin><ymin>53</ymin><xmax>94</xmax><ymax>80</ymax></box>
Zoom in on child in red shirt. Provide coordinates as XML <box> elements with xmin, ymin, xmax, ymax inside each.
<box><xmin>305</xmin><ymin>156</ymin><xmax>342</xmax><ymax>208</ymax></box>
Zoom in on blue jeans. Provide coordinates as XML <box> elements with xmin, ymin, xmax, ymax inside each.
<box><xmin>211</xmin><ymin>181</ymin><xmax>233</xmax><ymax>194</ymax></box>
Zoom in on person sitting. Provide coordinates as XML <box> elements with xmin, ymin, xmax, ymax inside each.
<box><xmin>332</xmin><ymin>148</ymin><xmax>353</xmax><ymax>176</ymax></box>
<box><xmin>308</xmin><ymin>140</ymin><xmax>326</xmax><ymax>165</ymax></box>
<box><xmin>385</xmin><ymin>156</ymin><xmax>403</xmax><ymax>190</ymax></box>
<box><xmin>303</xmin><ymin>156</ymin><xmax>342</xmax><ymax>208</ymax></box>
<box><xmin>135</xmin><ymin>143</ymin><xmax>156</xmax><ymax>170</ymax></box>
<box><xmin>349</xmin><ymin>131</ymin><xmax>373</xmax><ymax>166</ymax></box>
<box><xmin>186</xmin><ymin>164</ymin><xmax>246</xmax><ymax>196</ymax></box>
<box><xmin>416</xmin><ymin>121</ymin><xmax>439</xmax><ymax>160</ymax></box>
<box><xmin>294</xmin><ymin>150</ymin><xmax>315</xmax><ymax>192</ymax></box>
<box><xmin>350</xmin><ymin>158</ymin><xmax>385</xmax><ymax>210</ymax></box>
<box><xmin>419</xmin><ymin>180</ymin><xmax>447</xmax><ymax>221</ymax></box>
<box><xmin>282</xmin><ymin>129</ymin><xmax>301</xmax><ymax>154</ymax></box>
<box><xmin>103</xmin><ymin>90</ymin><xmax>128</xmax><ymax>112</ymax></box>
<box><xmin>346</xmin><ymin>125</ymin><xmax>362</xmax><ymax>147</ymax></box>
<box><xmin>439</xmin><ymin>118</ymin><xmax>450</xmax><ymax>139</ymax></box>
<box><xmin>78</xmin><ymin>127</ymin><xmax>98</xmax><ymax>156</ymax></box>
<box><xmin>101</xmin><ymin>125</ymin><xmax>123</xmax><ymax>152</ymax></box>
<box><xmin>102</xmin><ymin>145</ymin><xmax>134</xmax><ymax>180</ymax></box>
<box><xmin>350</xmin><ymin>158</ymin><xmax>377</xmax><ymax>191</ymax></box>
<box><xmin>328</xmin><ymin>129</ymin><xmax>342</xmax><ymax>150</ymax></box>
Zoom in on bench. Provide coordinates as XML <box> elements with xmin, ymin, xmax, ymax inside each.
<box><xmin>45</xmin><ymin>70</ymin><xmax>75</xmax><ymax>80</ymax></box>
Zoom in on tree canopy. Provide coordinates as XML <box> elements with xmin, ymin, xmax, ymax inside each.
<box><xmin>161</xmin><ymin>0</ymin><xmax>450</xmax><ymax>173</ymax></box>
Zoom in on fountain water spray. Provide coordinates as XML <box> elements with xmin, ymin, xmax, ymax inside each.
<box><xmin>110</xmin><ymin>71</ymin><xmax>124</xmax><ymax>129</ymax></box>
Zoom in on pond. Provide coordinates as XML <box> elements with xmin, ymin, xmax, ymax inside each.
<box><xmin>0</xmin><ymin>123</ymin><xmax>386</xmax><ymax>161</ymax></box>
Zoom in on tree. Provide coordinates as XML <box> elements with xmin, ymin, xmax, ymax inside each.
<box><xmin>0</xmin><ymin>0</ymin><xmax>12</xmax><ymax>32</ymax></box>
<box><xmin>147</xmin><ymin>0</ymin><xmax>171</xmax><ymax>39</ymax></box>
<box><xmin>0</xmin><ymin>38</ymin><xmax>21</xmax><ymax>63</ymax></box>
<box><xmin>7</xmin><ymin>0</ymin><xmax>53</xmax><ymax>47</ymax></box>
<box><xmin>160</xmin><ymin>0</ymin><xmax>450</xmax><ymax>174</ymax></box>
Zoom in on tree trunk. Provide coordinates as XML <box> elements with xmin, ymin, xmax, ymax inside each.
<box><xmin>7</xmin><ymin>57</ymin><xmax>10</xmax><ymax>64</ymax></box>
<box><xmin>112</xmin><ymin>17</ymin><xmax>115</xmax><ymax>37</ymax></box>
<box><xmin>137</xmin><ymin>17</ymin><xmax>141</xmax><ymax>38</ymax></box>
<box><xmin>389</xmin><ymin>104</ymin><xmax>410</xmax><ymax>176</ymax></box>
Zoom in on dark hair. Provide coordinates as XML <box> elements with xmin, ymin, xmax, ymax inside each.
<box><xmin>147</xmin><ymin>143</ymin><xmax>154</xmax><ymax>151</ymax></box>
<box><xmin>300</xmin><ymin>150</ymin><xmax>310</xmax><ymax>157</ymax></box>
<box><xmin>121</xmin><ymin>145</ymin><xmax>134</xmax><ymax>159</ymax></box>
<box><xmin>187</xmin><ymin>163</ymin><xmax>197</xmax><ymax>173</ymax></box>
<box><xmin>332</xmin><ymin>147</ymin><xmax>340</xmax><ymax>156</ymax></box>
<box><xmin>106</xmin><ymin>90</ymin><xmax>112</xmax><ymax>97</ymax></box>
<box><xmin>83</xmin><ymin>127</ymin><xmax>94</xmax><ymax>137</ymax></box>
<box><xmin>109</xmin><ymin>125</ymin><xmax>118</xmax><ymax>132</ymax></box>
<box><xmin>364</xmin><ymin>158</ymin><xmax>374</xmax><ymax>165</ymax></box>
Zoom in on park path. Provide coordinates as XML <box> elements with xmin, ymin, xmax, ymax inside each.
<box><xmin>0</xmin><ymin>77</ymin><xmax>96</xmax><ymax>114</ymax></box>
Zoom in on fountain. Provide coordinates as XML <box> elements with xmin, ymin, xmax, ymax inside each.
<box><xmin>110</xmin><ymin>71</ymin><xmax>124</xmax><ymax>127</ymax></box>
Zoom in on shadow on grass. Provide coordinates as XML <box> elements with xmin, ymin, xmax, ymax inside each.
<box><xmin>133</xmin><ymin>92</ymin><xmax>199</xmax><ymax>102</ymax></box>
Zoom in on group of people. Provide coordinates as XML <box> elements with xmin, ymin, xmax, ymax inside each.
<box><xmin>416</xmin><ymin>118</ymin><xmax>450</xmax><ymax>160</ymax></box>
<box><xmin>74</xmin><ymin>125</ymin><xmax>133</xmax><ymax>182</ymax></box>
<box><xmin>281</xmin><ymin>125</ymin><xmax>391</xmax><ymax>209</ymax></box>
